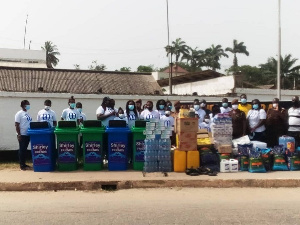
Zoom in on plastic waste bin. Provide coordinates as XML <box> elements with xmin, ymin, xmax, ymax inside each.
<box><xmin>106</xmin><ymin>121</ymin><xmax>130</xmax><ymax>171</ymax></box>
<box><xmin>131</xmin><ymin>126</ymin><xmax>146</xmax><ymax>171</ymax></box>
<box><xmin>80</xmin><ymin>120</ymin><xmax>105</xmax><ymax>171</ymax></box>
<box><xmin>54</xmin><ymin>121</ymin><xmax>79</xmax><ymax>171</ymax></box>
<box><xmin>28</xmin><ymin>122</ymin><xmax>56</xmax><ymax>172</ymax></box>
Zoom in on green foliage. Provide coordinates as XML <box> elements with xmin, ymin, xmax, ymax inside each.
<box><xmin>137</xmin><ymin>65</ymin><xmax>154</xmax><ymax>72</ymax></box>
<box><xmin>88</xmin><ymin>60</ymin><xmax>106</xmax><ymax>71</ymax></box>
<box><xmin>204</xmin><ymin>45</ymin><xmax>228</xmax><ymax>71</ymax></box>
<box><xmin>41</xmin><ymin>41</ymin><xmax>60</xmax><ymax>68</ymax></box>
<box><xmin>119</xmin><ymin>67</ymin><xmax>131</xmax><ymax>72</ymax></box>
<box><xmin>225</xmin><ymin>39</ymin><xmax>249</xmax><ymax>68</ymax></box>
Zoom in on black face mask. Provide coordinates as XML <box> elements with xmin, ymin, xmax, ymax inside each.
<box><xmin>148</xmin><ymin>107</ymin><xmax>153</xmax><ymax>111</ymax></box>
<box><xmin>293</xmin><ymin>101</ymin><xmax>299</xmax><ymax>107</ymax></box>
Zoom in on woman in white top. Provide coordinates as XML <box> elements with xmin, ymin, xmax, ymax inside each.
<box><xmin>37</xmin><ymin>99</ymin><xmax>57</xmax><ymax>127</ymax></box>
<box><xmin>96</xmin><ymin>97</ymin><xmax>116</xmax><ymax>127</ymax></box>
<box><xmin>288</xmin><ymin>96</ymin><xmax>300</xmax><ymax>147</ymax></box>
<box><xmin>247</xmin><ymin>99</ymin><xmax>267</xmax><ymax>142</ymax></box>
<box><xmin>15</xmin><ymin>100</ymin><xmax>32</xmax><ymax>170</ymax></box>
<box><xmin>125</xmin><ymin>100</ymin><xmax>139</xmax><ymax>128</ymax></box>
<box><xmin>140</xmin><ymin>101</ymin><xmax>160</xmax><ymax>120</ymax></box>
<box><xmin>220</xmin><ymin>97</ymin><xmax>232</xmax><ymax>113</ymax></box>
<box><xmin>155</xmin><ymin>99</ymin><xmax>166</xmax><ymax>119</ymax></box>
<box><xmin>61</xmin><ymin>96</ymin><xmax>80</xmax><ymax>124</ymax></box>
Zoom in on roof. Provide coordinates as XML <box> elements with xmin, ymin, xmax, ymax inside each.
<box><xmin>0</xmin><ymin>66</ymin><xmax>163</xmax><ymax>95</ymax></box>
<box><xmin>157</xmin><ymin>70</ymin><xmax>224</xmax><ymax>86</ymax></box>
<box><xmin>0</xmin><ymin>48</ymin><xmax>46</xmax><ymax>62</ymax></box>
<box><xmin>163</xmin><ymin>65</ymin><xmax>188</xmax><ymax>73</ymax></box>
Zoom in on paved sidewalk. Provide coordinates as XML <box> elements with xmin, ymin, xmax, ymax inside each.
<box><xmin>1</xmin><ymin>169</ymin><xmax>300</xmax><ymax>191</ymax></box>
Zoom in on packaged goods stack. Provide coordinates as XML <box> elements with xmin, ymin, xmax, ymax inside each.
<box><xmin>197</xmin><ymin>129</ymin><xmax>213</xmax><ymax>147</ymax></box>
<box><xmin>143</xmin><ymin>119</ymin><xmax>172</xmax><ymax>173</ymax></box>
<box><xmin>174</xmin><ymin>110</ymin><xmax>199</xmax><ymax>172</ymax></box>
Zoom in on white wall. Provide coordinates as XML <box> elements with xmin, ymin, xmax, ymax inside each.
<box><xmin>163</xmin><ymin>76</ymin><xmax>235</xmax><ymax>95</ymax></box>
<box><xmin>151</xmin><ymin>72</ymin><xmax>186</xmax><ymax>80</ymax></box>
<box><xmin>2</xmin><ymin>92</ymin><xmax>203</xmax><ymax>150</ymax></box>
<box><xmin>0</xmin><ymin>62</ymin><xmax>47</xmax><ymax>68</ymax></box>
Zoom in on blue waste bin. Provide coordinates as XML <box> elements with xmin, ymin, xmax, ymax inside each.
<box><xmin>106</xmin><ymin>126</ymin><xmax>131</xmax><ymax>171</ymax></box>
<box><xmin>27</xmin><ymin>122</ymin><xmax>56</xmax><ymax>172</ymax></box>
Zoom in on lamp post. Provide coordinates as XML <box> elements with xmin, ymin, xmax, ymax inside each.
<box><xmin>277</xmin><ymin>0</ymin><xmax>281</xmax><ymax>99</ymax></box>
<box><xmin>166</xmin><ymin>0</ymin><xmax>173</xmax><ymax>95</ymax></box>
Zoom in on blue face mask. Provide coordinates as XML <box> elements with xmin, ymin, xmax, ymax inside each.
<box><xmin>168</xmin><ymin>105</ymin><xmax>173</xmax><ymax>110</ymax></box>
<box><xmin>222</xmin><ymin>103</ymin><xmax>228</xmax><ymax>108</ymax></box>
<box><xmin>159</xmin><ymin>105</ymin><xmax>165</xmax><ymax>110</ymax></box>
<box><xmin>25</xmin><ymin>105</ymin><xmax>30</xmax><ymax>110</ymax></box>
<box><xmin>241</xmin><ymin>98</ymin><xmax>247</xmax><ymax>104</ymax></box>
<box><xmin>70</xmin><ymin>103</ymin><xmax>76</xmax><ymax>109</ymax></box>
<box><xmin>128</xmin><ymin>105</ymin><xmax>134</xmax><ymax>111</ymax></box>
<box><xmin>194</xmin><ymin>105</ymin><xmax>200</xmax><ymax>110</ymax></box>
<box><xmin>77</xmin><ymin>108</ymin><xmax>82</xmax><ymax>113</ymax></box>
<box><xmin>253</xmin><ymin>104</ymin><xmax>259</xmax><ymax>110</ymax></box>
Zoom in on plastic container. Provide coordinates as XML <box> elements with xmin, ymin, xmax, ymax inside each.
<box><xmin>54</xmin><ymin>121</ymin><xmax>80</xmax><ymax>171</ymax></box>
<box><xmin>279</xmin><ymin>136</ymin><xmax>295</xmax><ymax>152</ymax></box>
<box><xmin>28</xmin><ymin>123</ymin><xmax>55</xmax><ymax>172</ymax></box>
<box><xmin>251</xmin><ymin>141</ymin><xmax>267</xmax><ymax>149</ymax></box>
<box><xmin>187</xmin><ymin>151</ymin><xmax>200</xmax><ymax>169</ymax></box>
<box><xmin>131</xmin><ymin>126</ymin><xmax>146</xmax><ymax>171</ymax></box>
<box><xmin>220</xmin><ymin>159</ymin><xmax>230</xmax><ymax>172</ymax></box>
<box><xmin>174</xmin><ymin>150</ymin><xmax>186</xmax><ymax>172</ymax></box>
<box><xmin>229</xmin><ymin>159</ymin><xmax>238</xmax><ymax>172</ymax></box>
<box><xmin>106</xmin><ymin>127</ymin><xmax>131</xmax><ymax>171</ymax></box>
<box><xmin>80</xmin><ymin>120</ymin><xmax>105</xmax><ymax>171</ymax></box>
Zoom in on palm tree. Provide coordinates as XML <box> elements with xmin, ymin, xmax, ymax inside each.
<box><xmin>225</xmin><ymin>40</ymin><xmax>249</xmax><ymax>69</ymax></box>
<box><xmin>260</xmin><ymin>54</ymin><xmax>300</xmax><ymax>89</ymax></box>
<box><xmin>204</xmin><ymin>44</ymin><xmax>228</xmax><ymax>71</ymax></box>
<box><xmin>41</xmin><ymin>41</ymin><xmax>60</xmax><ymax>68</ymax></box>
<box><xmin>181</xmin><ymin>47</ymin><xmax>205</xmax><ymax>72</ymax></box>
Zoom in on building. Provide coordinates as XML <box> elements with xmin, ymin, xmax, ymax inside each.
<box><xmin>151</xmin><ymin>65</ymin><xmax>188</xmax><ymax>80</ymax></box>
<box><xmin>0</xmin><ymin>48</ymin><xmax>46</xmax><ymax>68</ymax></box>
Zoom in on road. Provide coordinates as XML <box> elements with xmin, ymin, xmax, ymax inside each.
<box><xmin>1</xmin><ymin>188</ymin><xmax>300</xmax><ymax>225</ymax></box>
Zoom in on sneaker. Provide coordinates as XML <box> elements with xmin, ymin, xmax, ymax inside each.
<box><xmin>20</xmin><ymin>166</ymin><xmax>26</xmax><ymax>171</ymax></box>
<box><xmin>24</xmin><ymin>164</ymin><xmax>32</xmax><ymax>170</ymax></box>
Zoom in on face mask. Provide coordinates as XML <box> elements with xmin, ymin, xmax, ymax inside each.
<box><xmin>253</xmin><ymin>104</ymin><xmax>259</xmax><ymax>110</ymax></box>
<box><xmin>165</xmin><ymin>111</ymin><xmax>171</xmax><ymax>116</ymax></box>
<box><xmin>222</xmin><ymin>103</ymin><xmax>228</xmax><ymax>108</ymax></box>
<box><xmin>272</xmin><ymin>103</ymin><xmax>278</xmax><ymax>108</ymax></box>
<box><xmin>44</xmin><ymin>106</ymin><xmax>50</xmax><ymax>111</ymax></box>
<box><xmin>194</xmin><ymin>105</ymin><xmax>200</xmax><ymax>110</ymax></box>
<box><xmin>168</xmin><ymin>106</ymin><xmax>173</xmax><ymax>110</ymax></box>
<box><xmin>128</xmin><ymin>105</ymin><xmax>134</xmax><ymax>111</ymax></box>
<box><xmin>148</xmin><ymin>107</ymin><xmax>153</xmax><ymax>111</ymax></box>
<box><xmin>77</xmin><ymin>108</ymin><xmax>82</xmax><ymax>113</ymax></box>
<box><xmin>159</xmin><ymin>105</ymin><xmax>165</xmax><ymax>110</ymax></box>
<box><xmin>25</xmin><ymin>105</ymin><xmax>30</xmax><ymax>110</ymax></box>
<box><xmin>200</xmin><ymin>103</ymin><xmax>206</xmax><ymax>108</ymax></box>
<box><xmin>119</xmin><ymin>114</ymin><xmax>125</xmax><ymax>119</ymax></box>
<box><xmin>204</xmin><ymin>119</ymin><xmax>210</xmax><ymax>123</ymax></box>
<box><xmin>69</xmin><ymin>103</ymin><xmax>76</xmax><ymax>109</ymax></box>
<box><xmin>293</xmin><ymin>101</ymin><xmax>299</xmax><ymax>107</ymax></box>
<box><xmin>232</xmin><ymin>105</ymin><xmax>238</xmax><ymax>110</ymax></box>
<box><xmin>241</xmin><ymin>98</ymin><xmax>247</xmax><ymax>104</ymax></box>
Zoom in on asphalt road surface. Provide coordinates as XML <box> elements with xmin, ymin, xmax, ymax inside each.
<box><xmin>1</xmin><ymin>188</ymin><xmax>300</xmax><ymax>225</ymax></box>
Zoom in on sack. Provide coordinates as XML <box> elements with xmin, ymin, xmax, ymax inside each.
<box><xmin>248</xmin><ymin>149</ymin><xmax>266</xmax><ymax>173</ymax></box>
<box><xmin>272</xmin><ymin>146</ymin><xmax>288</xmax><ymax>171</ymax></box>
<box><xmin>260</xmin><ymin>148</ymin><xmax>273</xmax><ymax>171</ymax></box>
<box><xmin>200</xmin><ymin>148</ymin><xmax>219</xmax><ymax>166</ymax></box>
<box><xmin>237</xmin><ymin>143</ymin><xmax>253</xmax><ymax>156</ymax></box>
<box><xmin>232</xmin><ymin>135</ymin><xmax>251</xmax><ymax>148</ymax></box>
<box><xmin>239</xmin><ymin>155</ymin><xmax>249</xmax><ymax>171</ymax></box>
<box><xmin>288</xmin><ymin>155</ymin><xmax>300</xmax><ymax>171</ymax></box>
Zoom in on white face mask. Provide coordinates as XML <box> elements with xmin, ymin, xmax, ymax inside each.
<box><xmin>44</xmin><ymin>106</ymin><xmax>50</xmax><ymax>110</ymax></box>
<box><xmin>165</xmin><ymin>111</ymin><xmax>171</xmax><ymax>116</ymax></box>
<box><xmin>232</xmin><ymin>105</ymin><xmax>238</xmax><ymax>110</ymax></box>
<box><xmin>204</xmin><ymin>119</ymin><xmax>210</xmax><ymax>123</ymax></box>
<box><xmin>200</xmin><ymin>103</ymin><xmax>206</xmax><ymax>108</ymax></box>
<box><xmin>273</xmin><ymin>103</ymin><xmax>278</xmax><ymax>108</ymax></box>
<box><xmin>119</xmin><ymin>114</ymin><xmax>125</xmax><ymax>119</ymax></box>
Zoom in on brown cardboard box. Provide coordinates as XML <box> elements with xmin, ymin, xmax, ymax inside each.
<box><xmin>175</xmin><ymin>118</ymin><xmax>198</xmax><ymax>133</ymax></box>
<box><xmin>177</xmin><ymin>142</ymin><xmax>198</xmax><ymax>151</ymax></box>
<box><xmin>197</xmin><ymin>129</ymin><xmax>208</xmax><ymax>134</ymax></box>
<box><xmin>178</xmin><ymin>132</ymin><xmax>197</xmax><ymax>141</ymax></box>
<box><xmin>218</xmin><ymin>145</ymin><xmax>232</xmax><ymax>153</ymax></box>
<box><xmin>197</xmin><ymin>134</ymin><xmax>209</xmax><ymax>139</ymax></box>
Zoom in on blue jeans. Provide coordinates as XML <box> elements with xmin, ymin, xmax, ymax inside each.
<box><xmin>18</xmin><ymin>135</ymin><xmax>30</xmax><ymax>166</ymax></box>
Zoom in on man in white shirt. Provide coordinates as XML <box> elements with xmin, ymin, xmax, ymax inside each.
<box><xmin>193</xmin><ymin>99</ymin><xmax>206</xmax><ymax>128</ymax></box>
<box><xmin>288</xmin><ymin>96</ymin><xmax>300</xmax><ymax>146</ymax></box>
<box><xmin>37</xmin><ymin>99</ymin><xmax>57</xmax><ymax>127</ymax></box>
<box><xmin>220</xmin><ymin>97</ymin><xmax>232</xmax><ymax>113</ymax></box>
<box><xmin>140</xmin><ymin>101</ymin><xmax>160</xmax><ymax>120</ymax></box>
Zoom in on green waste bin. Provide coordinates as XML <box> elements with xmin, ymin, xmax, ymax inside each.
<box><xmin>131</xmin><ymin>126</ymin><xmax>146</xmax><ymax>171</ymax></box>
<box><xmin>80</xmin><ymin>120</ymin><xmax>105</xmax><ymax>171</ymax></box>
<box><xmin>54</xmin><ymin>121</ymin><xmax>80</xmax><ymax>171</ymax></box>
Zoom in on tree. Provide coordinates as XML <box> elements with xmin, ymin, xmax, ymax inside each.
<box><xmin>119</xmin><ymin>67</ymin><xmax>131</xmax><ymax>72</ymax></box>
<box><xmin>88</xmin><ymin>60</ymin><xmax>106</xmax><ymax>71</ymax></box>
<box><xmin>137</xmin><ymin>65</ymin><xmax>154</xmax><ymax>72</ymax></box>
<box><xmin>181</xmin><ymin>47</ymin><xmax>204</xmax><ymax>72</ymax></box>
<box><xmin>225</xmin><ymin>40</ymin><xmax>249</xmax><ymax>70</ymax></box>
<box><xmin>260</xmin><ymin>54</ymin><xmax>300</xmax><ymax>89</ymax></box>
<box><xmin>73</xmin><ymin>64</ymin><xmax>80</xmax><ymax>70</ymax></box>
<box><xmin>41</xmin><ymin>41</ymin><xmax>60</xmax><ymax>68</ymax></box>
<box><xmin>204</xmin><ymin>45</ymin><xmax>228</xmax><ymax>71</ymax></box>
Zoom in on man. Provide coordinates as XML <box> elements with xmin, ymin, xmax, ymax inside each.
<box><xmin>171</xmin><ymin>101</ymin><xmax>180</xmax><ymax>119</ymax></box>
<box><xmin>238</xmin><ymin>94</ymin><xmax>252</xmax><ymax>115</ymax></box>
<box><xmin>135</xmin><ymin>99</ymin><xmax>143</xmax><ymax>114</ymax></box>
<box><xmin>193</xmin><ymin>99</ymin><xmax>206</xmax><ymax>125</ymax></box>
<box><xmin>288</xmin><ymin>96</ymin><xmax>300</xmax><ymax>147</ymax></box>
<box><xmin>37</xmin><ymin>99</ymin><xmax>57</xmax><ymax>127</ymax></box>
<box><xmin>200</xmin><ymin>99</ymin><xmax>212</xmax><ymax>118</ymax></box>
<box><xmin>220</xmin><ymin>98</ymin><xmax>232</xmax><ymax>113</ymax></box>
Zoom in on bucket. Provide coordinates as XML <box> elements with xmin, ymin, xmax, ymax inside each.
<box><xmin>220</xmin><ymin>159</ymin><xmax>230</xmax><ymax>172</ymax></box>
<box><xmin>229</xmin><ymin>159</ymin><xmax>238</xmax><ymax>172</ymax></box>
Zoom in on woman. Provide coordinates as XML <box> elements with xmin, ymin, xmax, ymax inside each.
<box><xmin>155</xmin><ymin>99</ymin><xmax>166</xmax><ymax>119</ymax></box>
<box><xmin>266</xmin><ymin>98</ymin><xmax>287</xmax><ymax>147</ymax></box>
<box><xmin>140</xmin><ymin>101</ymin><xmax>159</xmax><ymax>120</ymax></box>
<box><xmin>229</xmin><ymin>99</ymin><xmax>246</xmax><ymax>139</ymax></box>
<box><xmin>247</xmin><ymin>99</ymin><xmax>267</xmax><ymax>142</ymax></box>
<box><xmin>61</xmin><ymin>96</ymin><xmax>80</xmax><ymax>124</ymax></box>
<box><xmin>220</xmin><ymin>98</ymin><xmax>232</xmax><ymax>113</ymax></box>
<box><xmin>125</xmin><ymin>100</ymin><xmax>139</xmax><ymax>128</ymax></box>
<box><xmin>15</xmin><ymin>100</ymin><xmax>32</xmax><ymax>171</ymax></box>
<box><xmin>96</xmin><ymin>97</ymin><xmax>116</xmax><ymax>127</ymax></box>
<box><xmin>37</xmin><ymin>99</ymin><xmax>57</xmax><ymax>127</ymax></box>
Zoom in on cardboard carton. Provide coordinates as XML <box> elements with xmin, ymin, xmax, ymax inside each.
<box><xmin>218</xmin><ymin>145</ymin><xmax>233</xmax><ymax>153</ymax></box>
<box><xmin>177</xmin><ymin>141</ymin><xmax>198</xmax><ymax>151</ymax></box>
<box><xmin>175</xmin><ymin>118</ymin><xmax>198</xmax><ymax>133</ymax></box>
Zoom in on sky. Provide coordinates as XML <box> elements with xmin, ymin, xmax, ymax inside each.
<box><xmin>0</xmin><ymin>0</ymin><xmax>299</xmax><ymax>73</ymax></box>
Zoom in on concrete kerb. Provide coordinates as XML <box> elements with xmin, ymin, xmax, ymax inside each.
<box><xmin>1</xmin><ymin>179</ymin><xmax>300</xmax><ymax>191</ymax></box>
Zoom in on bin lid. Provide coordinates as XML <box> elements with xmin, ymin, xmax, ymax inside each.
<box><xmin>54</xmin><ymin>127</ymin><xmax>80</xmax><ymax>134</ymax></box>
<box><xmin>108</xmin><ymin>120</ymin><xmax>127</xmax><ymax>128</ymax></box>
<box><xmin>30</xmin><ymin>122</ymin><xmax>50</xmax><ymax>129</ymax></box>
<box><xmin>82</xmin><ymin>120</ymin><xmax>102</xmax><ymax>128</ymax></box>
<box><xmin>80</xmin><ymin>126</ymin><xmax>105</xmax><ymax>134</ymax></box>
<box><xmin>105</xmin><ymin>127</ymin><xmax>131</xmax><ymax>133</ymax></box>
<box><xmin>135</xmin><ymin>121</ymin><xmax>146</xmax><ymax>128</ymax></box>
<box><xmin>57</xmin><ymin>121</ymin><xmax>77</xmax><ymax>128</ymax></box>
<box><xmin>131</xmin><ymin>126</ymin><xmax>146</xmax><ymax>133</ymax></box>
<box><xmin>28</xmin><ymin>127</ymin><xmax>54</xmax><ymax>135</ymax></box>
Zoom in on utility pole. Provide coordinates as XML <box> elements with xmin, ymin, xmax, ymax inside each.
<box><xmin>166</xmin><ymin>0</ymin><xmax>172</xmax><ymax>95</ymax></box>
<box><xmin>277</xmin><ymin>0</ymin><xmax>281</xmax><ymax>99</ymax></box>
